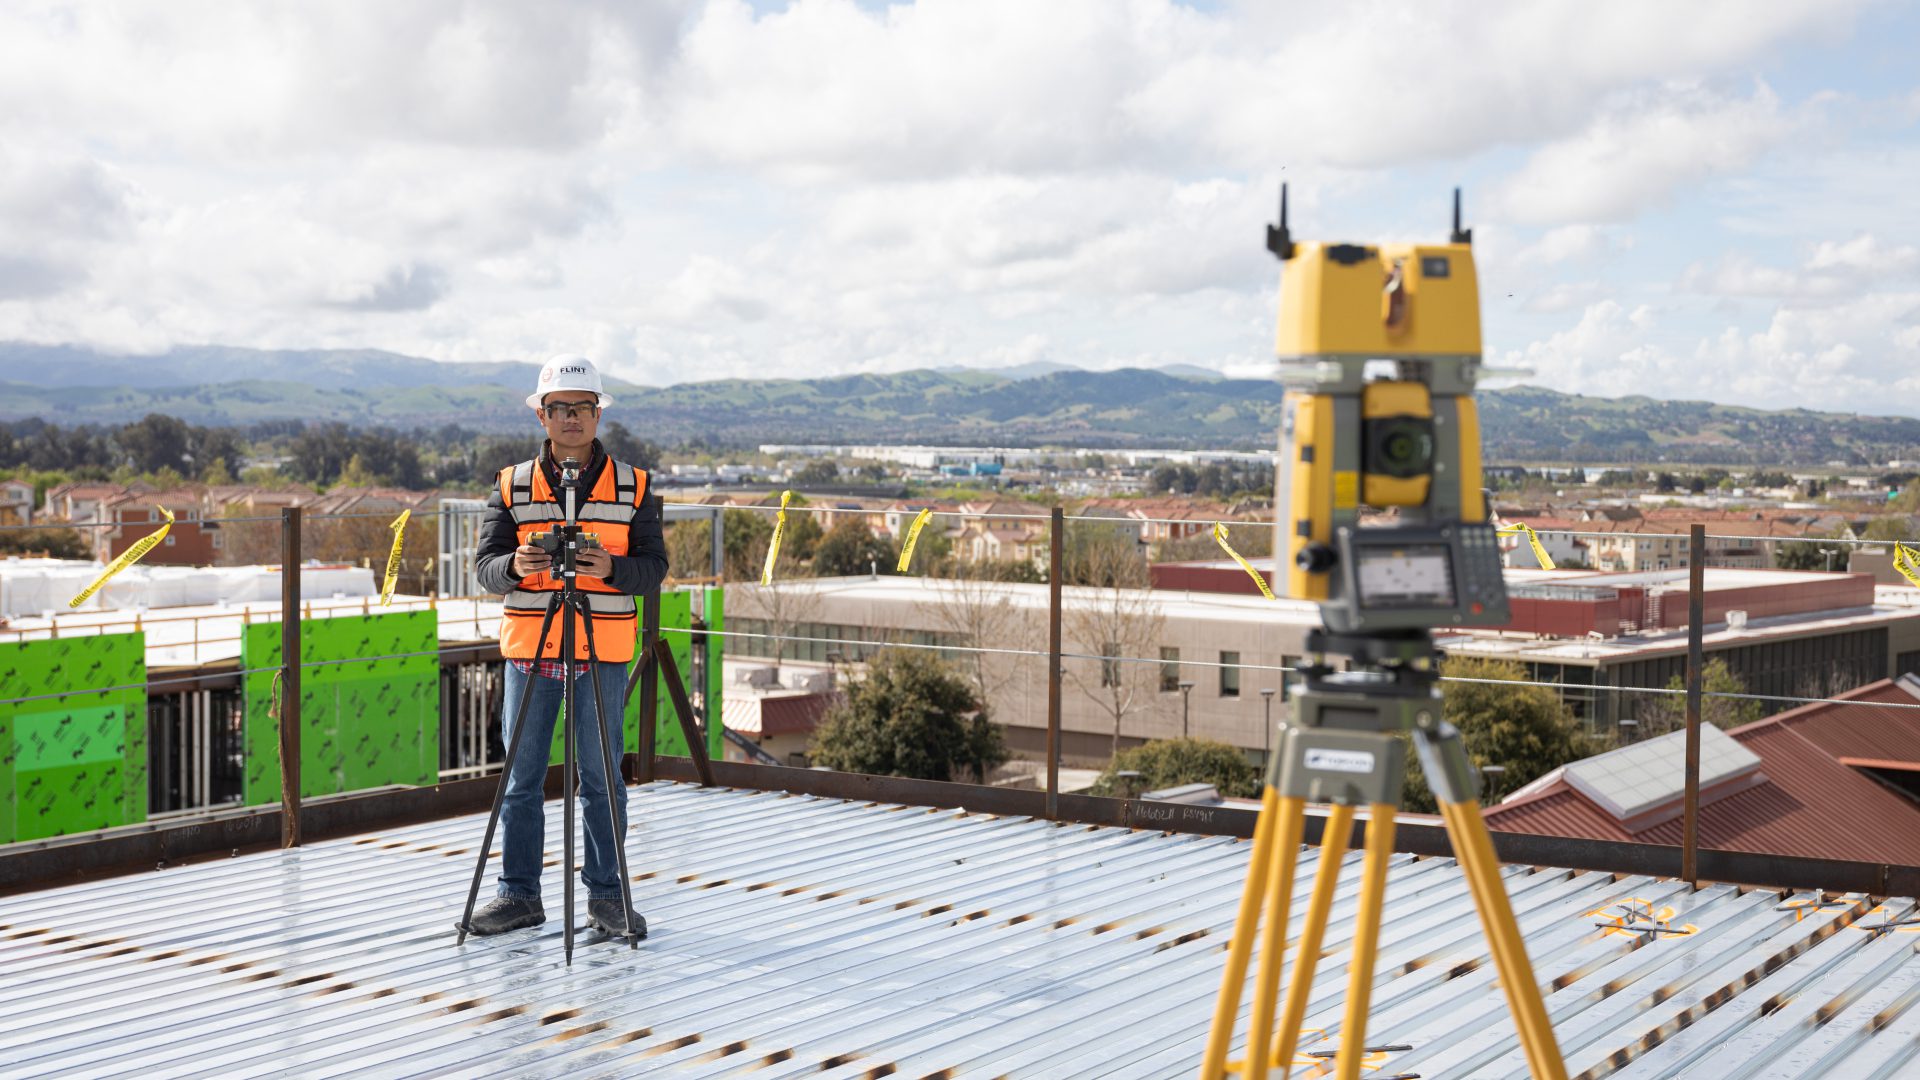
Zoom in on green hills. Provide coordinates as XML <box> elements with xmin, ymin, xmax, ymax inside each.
<box><xmin>5</xmin><ymin>344</ymin><xmax>1919</xmax><ymax>465</ymax></box>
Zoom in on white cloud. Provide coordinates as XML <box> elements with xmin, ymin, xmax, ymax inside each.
<box><xmin>0</xmin><ymin>0</ymin><xmax>1911</xmax><ymax>421</ymax></box>
<box><xmin>1807</xmin><ymin>234</ymin><xmax>1920</xmax><ymax>274</ymax></box>
<box><xmin>1494</xmin><ymin>82</ymin><xmax>1796</xmax><ymax>225</ymax></box>
<box><xmin>1678</xmin><ymin>232</ymin><xmax>1920</xmax><ymax>307</ymax></box>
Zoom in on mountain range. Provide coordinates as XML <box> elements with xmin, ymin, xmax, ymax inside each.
<box><xmin>4</xmin><ymin>343</ymin><xmax>1919</xmax><ymax>466</ymax></box>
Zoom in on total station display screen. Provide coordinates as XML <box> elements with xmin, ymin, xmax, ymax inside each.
<box><xmin>1354</xmin><ymin>544</ymin><xmax>1456</xmax><ymax>609</ymax></box>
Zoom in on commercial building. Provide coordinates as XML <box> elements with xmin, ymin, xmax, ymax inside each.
<box><xmin>1439</xmin><ymin>567</ymin><xmax>1920</xmax><ymax>736</ymax></box>
<box><xmin>725</xmin><ymin>564</ymin><xmax>1920</xmax><ymax>765</ymax></box>
<box><xmin>724</xmin><ymin>574</ymin><xmax>1323</xmax><ymax>766</ymax></box>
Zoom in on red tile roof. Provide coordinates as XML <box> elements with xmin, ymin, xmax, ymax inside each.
<box><xmin>1485</xmin><ymin>708</ymin><xmax>1920</xmax><ymax>865</ymax></box>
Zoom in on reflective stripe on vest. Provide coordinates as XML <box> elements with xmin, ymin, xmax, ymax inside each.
<box><xmin>496</xmin><ymin>457</ymin><xmax>650</xmax><ymax>662</ymax></box>
<box><xmin>503</xmin><ymin>591</ymin><xmax>637</xmax><ymax>616</ymax></box>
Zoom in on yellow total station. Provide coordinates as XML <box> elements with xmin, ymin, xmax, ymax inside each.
<box><xmin>1274</xmin><ymin>188</ymin><xmax>1491</xmax><ymax>606</ymax></box>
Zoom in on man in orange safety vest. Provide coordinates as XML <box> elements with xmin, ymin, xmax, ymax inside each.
<box><xmin>465</xmin><ymin>355</ymin><xmax>668</xmax><ymax>937</ymax></box>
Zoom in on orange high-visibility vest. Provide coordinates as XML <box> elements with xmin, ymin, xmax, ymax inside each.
<box><xmin>497</xmin><ymin>456</ymin><xmax>649</xmax><ymax>662</ymax></box>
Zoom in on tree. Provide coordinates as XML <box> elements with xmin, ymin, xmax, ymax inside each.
<box><xmin>720</xmin><ymin>508</ymin><xmax>774</xmax><ymax>581</ymax></box>
<box><xmin>809</xmin><ymin>648</ymin><xmax>1007</xmax><ymax>782</ymax></box>
<box><xmin>0</xmin><ymin>525</ymin><xmax>88</xmax><ymax>559</ymax></box>
<box><xmin>1774</xmin><ymin>538</ymin><xmax>1848</xmax><ymax>572</ymax></box>
<box><xmin>916</xmin><ymin>571</ymin><xmax>1043</xmax><ymax>707</ymax></box>
<box><xmin>1088</xmin><ymin>738</ymin><xmax>1259</xmax><ymax>798</ymax></box>
<box><xmin>1402</xmin><ymin>657</ymin><xmax>1591</xmax><ymax>812</ymax></box>
<box><xmin>1063</xmin><ymin>536</ymin><xmax>1166</xmax><ymax>755</ymax></box>
<box><xmin>598</xmin><ymin>420</ymin><xmax>661</xmax><ymax>473</ymax></box>
<box><xmin>1152</xmin><ymin>525</ymin><xmax>1269</xmax><ymax>564</ymax></box>
<box><xmin>779</xmin><ymin>496</ymin><xmax>825</xmax><ymax>562</ymax></box>
<box><xmin>1635</xmin><ymin>657</ymin><xmax>1765</xmax><ymax>738</ymax></box>
<box><xmin>665</xmin><ymin>519</ymin><xmax>717</xmax><ymax>580</ymax></box>
<box><xmin>730</xmin><ymin>548</ymin><xmax>823</xmax><ymax>676</ymax></box>
<box><xmin>1060</xmin><ymin>517</ymin><xmax>1143</xmax><ymax>586</ymax></box>
<box><xmin>285</xmin><ymin>424</ymin><xmax>424</xmax><ymax>488</ymax></box>
<box><xmin>812</xmin><ymin>519</ymin><xmax>895</xmax><ymax>577</ymax></box>
<box><xmin>793</xmin><ymin>460</ymin><xmax>839</xmax><ymax>485</ymax></box>
<box><xmin>1861</xmin><ymin>516</ymin><xmax>1919</xmax><ymax>542</ymax></box>
<box><xmin>115</xmin><ymin>414</ymin><xmax>195</xmax><ymax>476</ymax></box>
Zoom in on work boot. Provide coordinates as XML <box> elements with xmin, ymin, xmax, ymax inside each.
<box><xmin>587</xmin><ymin>898</ymin><xmax>648</xmax><ymax>939</ymax></box>
<box><xmin>464</xmin><ymin>896</ymin><xmax>545</xmax><ymax>936</ymax></box>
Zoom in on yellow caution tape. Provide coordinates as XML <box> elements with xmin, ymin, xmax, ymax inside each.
<box><xmin>761</xmin><ymin>490</ymin><xmax>792</xmax><ymax>586</ymax></box>
<box><xmin>1497</xmin><ymin>522</ymin><xmax>1556</xmax><ymax>570</ymax></box>
<box><xmin>1212</xmin><ymin>522</ymin><xmax>1275</xmax><ymax>600</ymax></box>
<box><xmin>380</xmin><ymin>510</ymin><xmax>410</xmax><ymax>606</ymax></box>
<box><xmin>896</xmin><ymin>508</ymin><xmax>934</xmax><ymax>573</ymax></box>
<box><xmin>1893</xmin><ymin>542</ymin><xmax>1920</xmax><ymax>588</ymax></box>
<box><xmin>68</xmin><ymin>507</ymin><xmax>173</xmax><ymax>608</ymax></box>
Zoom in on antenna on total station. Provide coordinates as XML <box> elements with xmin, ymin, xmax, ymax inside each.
<box><xmin>1451</xmin><ymin>186</ymin><xmax>1472</xmax><ymax>245</ymax></box>
<box><xmin>1267</xmin><ymin>182</ymin><xmax>1296</xmax><ymax>261</ymax></box>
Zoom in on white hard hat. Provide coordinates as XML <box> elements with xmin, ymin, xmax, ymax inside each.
<box><xmin>525</xmin><ymin>354</ymin><xmax>614</xmax><ymax>409</ymax></box>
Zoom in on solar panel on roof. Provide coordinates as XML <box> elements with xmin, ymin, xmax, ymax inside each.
<box><xmin>1564</xmin><ymin>726</ymin><xmax>1762</xmax><ymax>821</ymax></box>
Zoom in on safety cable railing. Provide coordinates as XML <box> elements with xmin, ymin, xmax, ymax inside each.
<box><xmin>8</xmin><ymin>623</ymin><xmax>1920</xmax><ymax>713</ymax></box>
<box><xmin>9</xmin><ymin>499</ymin><xmax>1920</xmax><ymax>881</ymax></box>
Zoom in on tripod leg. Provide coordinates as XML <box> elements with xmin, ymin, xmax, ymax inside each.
<box><xmin>1245</xmin><ymin>796</ymin><xmax>1307</xmax><ymax>1080</ymax></box>
<box><xmin>455</xmin><ymin>596</ymin><xmax>562</xmax><ymax>944</ymax></box>
<box><xmin>1332</xmin><ymin>804</ymin><xmax>1395</xmax><ymax>1080</ymax></box>
<box><xmin>1200</xmin><ymin>784</ymin><xmax>1284</xmax><ymax>1080</ymax></box>
<box><xmin>1441</xmin><ymin>799</ymin><xmax>1568</xmax><ymax>1080</ymax></box>
<box><xmin>581</xmin><ymin>613</ymin><xmax>641</xmax><ymax>948</ymax></box>
<box><xmin>562</xmin><ymin>603</ymin><xmax>577</xmax><ymax>967</ymax></box>
<box><xmin>1271</xmin><ymin>802</ymin><xmax>1354</xmax><ymax>1077</ymax></box>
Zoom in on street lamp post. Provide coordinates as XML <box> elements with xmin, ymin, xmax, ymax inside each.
<box><xmin>1178</xmin><ymin>680</ymin><xmax>1195</xmax><ymax>738</ymax></box>
<box><xmin>1480</xmin><ymin>764</ymin><xmax>1508</xmax><ymax>802</ymax></box>
<box><xmin>1259</xmin><ymin>688</ymin><xmax>1276</xmax><ymax>766</ymax></box>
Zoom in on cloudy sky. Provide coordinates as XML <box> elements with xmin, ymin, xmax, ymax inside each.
<box><xmin>3</xmin><ymin>0</ymin><xmax>1919</xmax><ymax>413</ymax></box>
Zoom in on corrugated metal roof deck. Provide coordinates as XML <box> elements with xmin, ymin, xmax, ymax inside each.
<box><xmin>3</xmin><ymin>782</ymin><xmax>1920</xmax><ymax>1079</ymax></box>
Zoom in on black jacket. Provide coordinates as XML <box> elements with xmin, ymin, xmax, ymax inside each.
<box><xmin>473</xmin><ymin>439</ymin><xmax>669</xmax><ymax>598</ymax></box>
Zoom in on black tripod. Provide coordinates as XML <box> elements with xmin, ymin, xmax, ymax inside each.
<box><xmin>455</xmin><ymin>462</ymin><xmax>641</xmax><ymax>963</ymax></box>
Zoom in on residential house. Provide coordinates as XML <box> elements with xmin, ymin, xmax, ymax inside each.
<box><xmin>43</xmin><ymin>481</ymin><xmax>144</xmax><ymax>523</ymax></box>
<box><xmin>1491</xmin><ymin>512</ymin><xmax>1588</xmax><ymax>569</ymax></box>
<box><xmin>93</xmin><ymin>489</ymin><xmax>217</xmax><ymax>566</ymax></box>
<box><xmin>0</xmin><ymin>478</ymin><xmax>33</xmax><ymax>526</ymax></box>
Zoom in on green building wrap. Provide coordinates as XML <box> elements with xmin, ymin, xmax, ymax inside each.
<box><xmin>239</xmin><ymin>610</ymin><xmax>438</xmax><ymax>805</ymax></box>
<box><xmin>0</xmin><ymin>633</ymin><xmax>147</xmax><ymax>843</ymax></box>
<box><xmin>633</xmin><ymin>587</ymin><xmax>725</xmax><ymax>762</ymax></box>
<box><xmin>536</xmin><ymin>586</ymin><xmax>726</xmax><ymax>763</ymax></box>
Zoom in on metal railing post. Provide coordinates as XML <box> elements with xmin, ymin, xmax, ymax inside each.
<box><xmin>1047</xmin><ymin>506</ymin><xmax>1064</xmax><ymax>819</ymax></box>
<box><xmin>280</xmin><ymin>507</ymin><xmax>303</xmax><ymax>848</ymax></box>
<box><xmin>1682</xmin><ymin>522</ymin><xmax>1704</xmax><ymax>885</ymax></box>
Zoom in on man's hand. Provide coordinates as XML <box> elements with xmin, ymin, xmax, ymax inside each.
<box><xmin>512</xmin><ymin>543</ymin><xmax>551</xmax><ymax>578</ymax></box>
<box><xmin>576</xmin><ymin>547</ymin><xmax>613</xmax><ymax>580</ymax></box>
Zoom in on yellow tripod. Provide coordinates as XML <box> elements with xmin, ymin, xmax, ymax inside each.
<box><xmin>1197</xmin><ymin>646</ymin><xmax>1566</xmax><ymax>1080</ymax></box>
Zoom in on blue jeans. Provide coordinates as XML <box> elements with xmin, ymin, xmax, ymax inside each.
<box><xmin>496</xmin><ymin>660</ymin><xmax>630</xmax><ymax>902</ymax></box>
